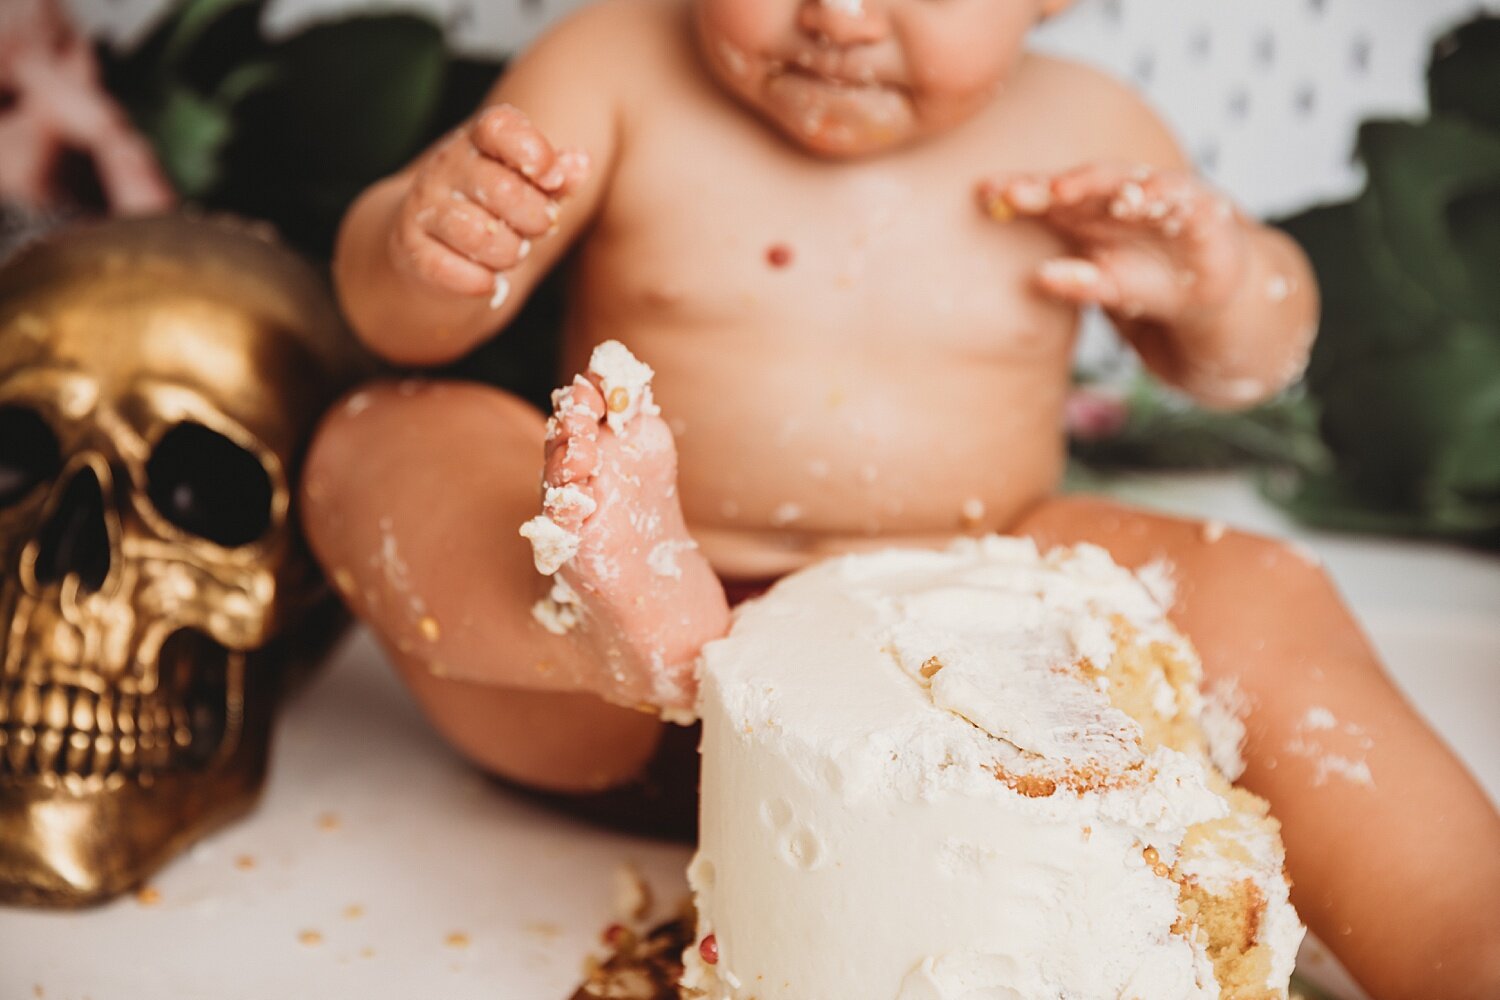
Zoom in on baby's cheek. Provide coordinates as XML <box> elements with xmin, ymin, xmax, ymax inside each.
<box><xmin>694</xmin><ymin>0</ymin><xmax>788</xmax><ymax>57</ymax></box>
<box><xmin>903</xmin><ymin>9</ymin><xmax>1031</xmax><ymax>99</ymax></box>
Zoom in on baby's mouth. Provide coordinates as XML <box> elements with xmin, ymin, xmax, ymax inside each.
<box><xmin>763</xmin><ymin>68</ymin><xmax>912</xmax><ymax>147</ymax></box>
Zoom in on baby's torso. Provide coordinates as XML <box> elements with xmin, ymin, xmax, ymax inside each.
<box><xmin>559</xmin><ymin>13</ymin><xmax>1129</xmax><ymax>578</ymax></box>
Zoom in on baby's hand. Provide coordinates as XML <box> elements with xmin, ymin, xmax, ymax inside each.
<box><xmin>978</xmin><ymin>164</ymin><xmax>1248</xmax><ymax>329</ymax></box>
<box><xmin>389</xmin><ymin>104</ymin><xmax>590</xmax><ymax>300</ymax></box>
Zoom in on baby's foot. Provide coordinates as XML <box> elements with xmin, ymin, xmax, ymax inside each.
<box><xmin>520</xmin><ymin>342</ymin><xmax>729</xmax><ymax>712</ymax></box>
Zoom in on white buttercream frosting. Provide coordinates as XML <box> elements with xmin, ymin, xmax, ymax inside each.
<box><xmin>589</xmin><ymin>339</ymin><xmax>660</xmax><ymax>435</ymax></box>
<box><xmin>684</xmin><ymin>537</ymin><xmax>1300</xmax><ymax>1000</ymax></box>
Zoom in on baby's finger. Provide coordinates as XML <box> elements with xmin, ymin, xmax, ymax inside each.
<box><xmin>392</xmin><ymin>227</ymin><xmax>495</xmax><ymax>298</ymax></box>
<box><xmin>470</xmin><ymin>104</ymin><xmax>567</xmax><ymax>193</ymax></box>
<box><xmin>1049</xmin><ymin>162</ymin><xmax>1141</xmax><ymax>208</ymax></box>
<box><xmin>426</xmin><ymin>198</ymin><xmax>533</xmax><ymax>272</ymax></box>
<box><xmin>1034</xmin><ymin>258</ymin><xmax>1123</xmax><ymax>309</ymax></box>
<box><xmin>463</xmin><ymin>157</ymin><xmax>558</xmax><ymax>238</ymax></box>
<box><xmin>552</xmin><ymin>150</ymin><xmax>592</xmax><ymax>199</ymax></box>
<box><xmin>975</xmin><ymin>174</ymin><xmax>1052</xmax><ymax>221</ymax></box>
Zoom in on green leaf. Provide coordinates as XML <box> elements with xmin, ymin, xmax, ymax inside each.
<box><xmin>140</xmin><ymin>85</ymin><xmax>234</xmax><ymax>196</ymax></box>
<box><xmin>206</xmin><ymin>13</ymin><xmax>448</xmax><ymax>254</ymax></box>
<box><xmin>161</xmin><ymin>0</ymin><xmax>267</xmax><ymax>70</ymax></box>
<box><xmin>1356</xmin><ymin>118</ymin><xmax>1500</xmax><ymax>322</ymax></box>
<box><xmin>1428</xmin><ymin>17</ymin><xmax>1500</xmax><ymax>132</ymax></box>
<box><xmin>213</xmin><ymin>59</ymin><xmax>282</xmax><ymax>106</ymax></box>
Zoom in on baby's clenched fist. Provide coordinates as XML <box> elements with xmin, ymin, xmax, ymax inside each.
<box><xmin>389</xmin><ymin>104</ymin><xmax>590</xmax><ymax>300</ymax></box>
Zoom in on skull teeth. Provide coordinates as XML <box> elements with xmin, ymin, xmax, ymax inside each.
<box><xmin>0</xmin><ymin>679</ymin><xmax>208</xmax><ymax>783</ymax></box>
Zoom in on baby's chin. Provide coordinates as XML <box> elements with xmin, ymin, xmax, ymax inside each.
<box><xmin>755</xmin><ymin>72</ymin><xmax>919</xmax><ymax>159</ymax></box>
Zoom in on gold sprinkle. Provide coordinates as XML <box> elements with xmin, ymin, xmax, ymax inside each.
<box><xmin>332</xmin><ymin>568</ymin><xmax>356</xmax><ymax>595</ymax></box>
<box><xmin>299</xmin><ymin>930</ymin><xmax>324</xmax><ymax>947</ymax></box>
<box><xmin>1142</xmin><ymin>846</ymin><xmax>1160</xmax><ymax>866</ymax></box>
<box><xmin>419</xmin><ymin>616</ymin><xmax>441</xmax><ymax>642</ymax></box>
<box><xmin>344</xmin><ymin>904</ymin><xmax>366</xmax><ymax>920</ymax></box>
<box><xmin>234</xmin><ymin>854</ymin><xmax>257</xmax><ymax>871</ymax></box>
<box><xmin>317</xmin><ymin>812</ymin><xmax>341</xmax><ymax>831</ymax></box>
<box><xmin>986</xmin><ymin>196</ymin><xmax>1015</xmax><ymax>223</ymax></box>
<box><xmin>607</xmin><ymin>386</ymin><xmax>630</xmax><ymax>414</ymax></box>
<box><xmin>135</xmin><ymin>886</ymin><xmax>162</xmax><ymax>906</ymax></box>
<box><xmin>919</xmin><ymin>656</ymin><xmax>944</xmax><ymax>680</ymax></box>
<box><xmin>445</xmin><ymin>932</ymin><xmax>471</xmax><ymax>949</ymax></box>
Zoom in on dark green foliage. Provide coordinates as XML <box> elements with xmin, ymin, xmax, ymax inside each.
<box><xmin>102</xmin><ymin>0</ymin><xmax>564</xmax><ymax>406</ymax></box>
<box><xmin>1271</xmin><ymin>17</ymin><xmax>1500</xmax><ymax>546</ymax></box>
<box><xmin>1073</xmin><ymin>15</ymin><xmax>1500</xmax><ymax>549</ymax></box>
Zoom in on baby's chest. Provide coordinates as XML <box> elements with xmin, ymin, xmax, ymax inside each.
<box><xmin>591</xmin><ymin>146</ymin><xmax>1072</xmax><ymax>354</ymax></box>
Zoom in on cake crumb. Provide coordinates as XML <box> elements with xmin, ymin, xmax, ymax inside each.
<box><xmin>445</xmin><ymin>932</ymin><xmax>471</xmax><ymax>949</ymax></box>
<box><xmin>135</xmin><ymin>886</ymin><xmax>162</xmax><ymax>907</ymax></box>
<box><xmin>344</xmin><ymin>904</ymin><xmax>365</xmax><ymax>920</ymax></box>
<box><xmin>317</xmin><ymin>812</ymin><xmax>341</xmax><ymax>831</ymax></box>
<box><xmin>613</xmin><ymin>862</ymin><xmax>654</xmax><ymax>923</ymax></box>
<box><xmin>234</xmin><ymin>854</ymin><xmax>256</xmax><ymax>871</ymax></box>
<box><xmin>299</xmin><ymin>930</ymin><xmax>324</xmax><ymax>947</ymax></box>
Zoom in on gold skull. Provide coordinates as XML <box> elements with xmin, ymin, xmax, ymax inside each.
<box><xmin>0</xmin><ymin>217</ymin><xmax>366</xmax><ymax>906</ymax></box>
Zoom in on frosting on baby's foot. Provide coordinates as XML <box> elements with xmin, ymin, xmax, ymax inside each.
<box><xmin>520</xmin><ymin>340</ymin><xmax>729</xmax><ymax>711</ymax></box>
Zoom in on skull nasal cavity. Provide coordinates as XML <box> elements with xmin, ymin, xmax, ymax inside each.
<box><xmin>36</xmin><ymin>467</ymin><xmax>112</xmax><ymax>592</ymax></box>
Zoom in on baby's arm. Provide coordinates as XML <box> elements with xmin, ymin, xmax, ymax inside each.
<box><xmin>333</xmin><ymin>9</ymin><xmax>623</xmax><ymax>365</ymax></box>
<box><xmin>979</xmin><ymin>98</ymin><xmax>1318</xmax><ymax>409</ymax></box>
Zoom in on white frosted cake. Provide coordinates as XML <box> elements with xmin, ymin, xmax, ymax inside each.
<box><xmin>683</xmin><ymin>538</ymin><xmax>1302</xmax><ymax>1000</ymax></box>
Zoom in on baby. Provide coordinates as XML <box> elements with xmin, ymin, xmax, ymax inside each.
<box><xmin>305</xmin><ymin>1</ymin><xmax>1500</xmax><ymax>997</ymax></box>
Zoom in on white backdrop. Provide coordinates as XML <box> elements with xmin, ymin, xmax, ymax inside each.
<box><xmin>73</xmin><ymin>0</ymin><xmax>1500</xmax><ymax>217</ymax></box>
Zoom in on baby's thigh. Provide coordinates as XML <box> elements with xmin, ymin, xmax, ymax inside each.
<box><xmin>301</xmin><ymin>380</ymin><xmax>554</xmax><ymax>677</ymax></box>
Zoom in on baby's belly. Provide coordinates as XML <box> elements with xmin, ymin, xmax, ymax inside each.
<box><xmin>649</xmin><ymin>343</ymin><xmax>1072</xmax><ymax>580</ymax></box>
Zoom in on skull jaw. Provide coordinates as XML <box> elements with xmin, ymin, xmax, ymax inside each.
<box><xmin>0</xmin><ymin>649</ymin><xmax>276</xmax><ymax>909</ymax></box>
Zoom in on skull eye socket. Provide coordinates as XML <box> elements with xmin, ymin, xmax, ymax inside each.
<box><xmin>0</xmin><ymin>405</ymin><xmax>62</xmax><ymax>507</ymax></box>
<box><xmin>146</xmin><ymin>423</ymin><xmax>275</xmax><ymax>547</ymax></box>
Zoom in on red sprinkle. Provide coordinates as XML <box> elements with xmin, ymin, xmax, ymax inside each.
<box><xmin>765</xmin><ymin>243</ymin><xmax>793</xmax><ymax>269</ymax></box>
<box><xmin>699</xmin><ymin>934</ymin><xmax>719</xmax><ymax>965</ymax></box>
<box><xmin>602</xmin><ymin>923</ymin><xmax>627</xmax><ymax>947</ymax></box>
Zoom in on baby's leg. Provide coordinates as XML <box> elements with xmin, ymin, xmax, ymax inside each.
<box><xmin>1017</xmin><ymin>496</ymin><xmax>1500</xmax><ymax>1000</ymax></box>
<box><xmin>300</xmin><ymin>381</ymin><xmax>666</xmax><ymax>793</ymax></box>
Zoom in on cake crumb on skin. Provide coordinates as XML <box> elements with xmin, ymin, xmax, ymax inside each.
<box><xmin>135</xmin><ymin>886</ymin><xmax>162</xmax><ymax>906</ymax></box>
<box><xmin>1200</xmin><ymin>519</ymin><xmax>1227</xmax><ymax>543</ymax></box>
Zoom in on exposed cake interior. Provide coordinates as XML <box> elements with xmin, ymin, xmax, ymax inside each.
<box><xmin>683</xmin><ymin>537</ymin><xmax>1302</xmax><ymax>1000</ymax></box>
